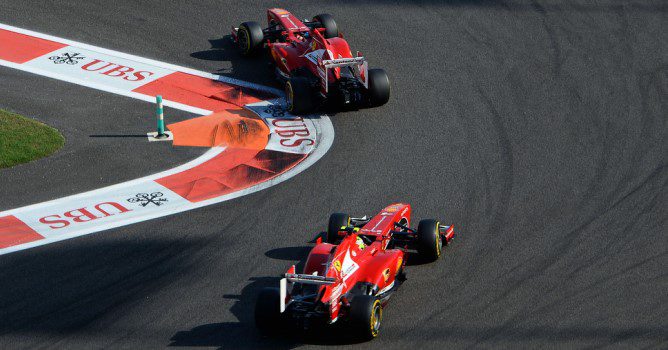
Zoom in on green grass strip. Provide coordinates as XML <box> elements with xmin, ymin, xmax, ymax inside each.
<box><xmin>0</xmin><ymin>109</ymin><xmax>64</xmax><ymax>168</ymax></box>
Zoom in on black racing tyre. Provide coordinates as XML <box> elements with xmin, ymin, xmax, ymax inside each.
<box><xmin>327</xmin><ymin>213</ymin><xmax>350</xmax><ymax>244</ymax></box>
<box><xmin>237</xmin><ymin>21</ymin><xmax>264</xmax><ymax>56</ymax></box>
<box><xmin>285</xmin><ymin>77</ymin><xmax>315</xmax><ymax>114</ymax></box>
<box><xmin>416</xmin><ymin>219</ymin><xmax>442</xmax><ymax>262</ymax></box>
<box><xmin>367</xmin><ymin>68</ymin><xmax>391</xmax><ymax>107</ymax></box>
<box><xmin>349</xmin><ymin>295</ymin><xmax>382</xmax><ymax>340</ymax></box>
<box><xmin>254</xmin><ymin>287</ymin><xmax>284</xmax><ymax>335</ymax></box>
<box><xmin>313</xmin><ymin>13</ymin><xmax>339</xmax><ymax>39</ymax></box>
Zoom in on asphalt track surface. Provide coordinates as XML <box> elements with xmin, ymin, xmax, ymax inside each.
<box><xmin>0</xmin><ymin>1</ymin><xmax>666</xmax><ymax>349</ymax></box>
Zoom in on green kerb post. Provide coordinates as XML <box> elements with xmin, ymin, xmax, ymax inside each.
<box><xmin>156</xmin><ymin>95</ymin><xmax>166</xmax><ymax>137</ymax></box>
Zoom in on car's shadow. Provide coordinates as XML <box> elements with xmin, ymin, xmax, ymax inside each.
<box><xmin>190</xmin><ymin>35</ymin><xmax>278</xmax><ymax>89</ymax></box>
<box><xmin>170</xmin><ymin>233</ymin><xmax>392</xmax><ymax>348</ymax></box>
<box><xmin>189</xmin><ymin>36</ymin><xmax>364</xmax><ymax>118</ymax></box>
<box><xmin>405</xmin><ymin>242</ymin><xmax>451</xmax><ymax>266</ymax></box>
<box><xmin>168</xmin><ymin>275</ymin><xmax>298</xmax><ymax>349</ymax></box>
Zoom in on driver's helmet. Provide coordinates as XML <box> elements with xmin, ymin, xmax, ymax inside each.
<box><xmin>356</xmin><ymin>236</ymin><xmax>366</xmax><ymax>250</ymax></box>
<box><xmin>302</xmin><ymin>31</ymin><xmax>310</xmax><ymax>38</ymax></box>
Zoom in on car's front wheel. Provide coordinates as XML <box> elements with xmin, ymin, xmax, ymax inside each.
<box><xmin>237</xmin><ymin>21</ymin><xmax>264</xmax><ymax>56</ymax></box>
<box><xmin>416</xmin><ymin>219</ymin><xmax>442</xmax><ymax>263</ymax></box>
<box><xmin>313</xmin><ymin>13</ymin><xmax>338</xmax><ymax>39</ymax></box>
<box><xmin>327</xmin><ymin>213</ymin><xmax>350</xmax><ymax>244</ymax></box>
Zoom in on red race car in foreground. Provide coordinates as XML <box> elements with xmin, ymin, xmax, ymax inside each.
<box><xmin>255</xmin><ymin>203</ymin><xmax>455</xmax><ymax>340</ymax></box>
<box><xmin>231</xmin><ymin>8</ymin><xmax>390</xmax><ymax>114</ymax></box>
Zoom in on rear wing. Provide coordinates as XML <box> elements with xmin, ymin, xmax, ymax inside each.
<box><xmin>280</xmin><ymin>265</ymin><xmax>337</xmax><ymax>312</ymax></box>
<box><xmin>319</xmin><ymin>56</ymin><xmax>368</xmax><ymax>93</ymax></box>
<box><xmin>284</xmin><ymin>273</ymin><xmax>337</xmax><ymax>285</ymax></box>
<box><xmin>322</xmin><ymin>57</ymin><xmax>366</xmax><ymax>69</ymax></box>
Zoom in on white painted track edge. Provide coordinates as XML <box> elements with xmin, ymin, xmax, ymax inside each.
<box><xmin>0</xmin><ymin>118</ymin><xmax>333</xmax><ymax>255</ymax></box>
<box><xmin>0</xmin><ymin>22</ymin><xmax>283</xmax><ymax>96</ymax></box>
<box><xmin>0</xmin><ymin>23</ymin><xmax>334</xmax><ymax>255</ymax></box>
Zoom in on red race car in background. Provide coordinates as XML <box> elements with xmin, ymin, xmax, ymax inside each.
<box><xmin>255</xmin><ymin>203</ymin><xmax>456</xmax><ymax>340</ymax></box>
<box><xmin>232</xmin><ymin>8</ymin><xmax>390</xmax><ymax>114</ymax></box>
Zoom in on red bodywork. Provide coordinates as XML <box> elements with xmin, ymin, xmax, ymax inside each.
<box><xmin>233</xmin><ymin>8</ymin><xmax>367</xmax><ymax>96</ymax></box>
<box><xmin>281</xmin><ymin>203</ymin><xmax>455</xmax><ymax>323</ymax></box>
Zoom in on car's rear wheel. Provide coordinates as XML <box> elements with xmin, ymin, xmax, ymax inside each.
<box><xmin>327</xmin><ymin>213</ymin><xmax>350</xmax><ymax>244</ymax></box>
<box><xmin>255</xmin><ymin>287</ymin><xmax>284</xmax><ymax>335</ymax></box>
<box><xmin>237</xmin><ymin>21</ymin><xmax>264</xmax><ymax>56</ymax></box>
<box><xmin>313</xmin><ymin>14</ymin><xmax>338</xmax><ymax>39</ymax></box>
<box><xmin>285</xmin><ymin>77</ymin><xmax>315</xmax><ymax>114</ymax></box>
<box><xmin>349</xmin><ymin>295</ymin><xmax>382</xmax><ymax>340</ymax></box>
<box><xmin>416</xmin><ymin>219</ymin><xmax>442</xmax><ymax>262</ymax></box>
<box><xmin>367</xmin><ymin>68</ymin><xmax>391</xmax><ymax>107</ymax></box>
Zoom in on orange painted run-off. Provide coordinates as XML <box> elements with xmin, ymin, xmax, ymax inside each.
<box><xmin>0</xmin><ymin>29</ymin><xmax>67</xmax><ymax>63</ymax></box>
<box><xmin>0</xmin><ymin>215</ymin><xmax>44</xmax><ymax>248</ymax></box>
<box><xmin>167</xmin><ymin>110</ymin><xmax>270</xmax><ymax>148</ymax></box>
<box><xmin>156</xmin><ymin>149</ymin><xmax>305</xmax><ymax>202</ymax></box>
<box><xmin>136</xmin><ymin>69</ymin><xmax>306</xmax><ymax>203</ymax></box>
<box><xmin>133</xmin><ymin>71</ymin><xmax>270</xmax><ymax>111</ymax></box>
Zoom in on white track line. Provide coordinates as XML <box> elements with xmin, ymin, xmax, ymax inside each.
<box><xmin>0</xmin><ymin>58</ymin><xmax>212</xmax><ymax>115</ymax></box>
<box><xmin>0</xmin><ymin>23</ymin><xmax>334</xmax><ymax>255</ymax></box>
<box><xmin>0</xmin><ymin>23</ymin><xmax>283</xmax><ymax>96</ymax></box>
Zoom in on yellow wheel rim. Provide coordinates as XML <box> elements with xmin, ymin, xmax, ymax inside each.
<box><xmin>436</xmin><ymin>221</ymin><xmax>442</xmax><ymax>257</ymax></box>
<box><xmin>370</xmin><ymin>300</ymin><xmax>382</xmax><ymax>337</ymax></box>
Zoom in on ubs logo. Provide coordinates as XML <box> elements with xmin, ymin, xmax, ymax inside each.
<box><xmin>127</xmin><ymin>192</ymin><xmax>168</xmax><ymax>207</ymax></box>
<box><xmin>264</xmin><ymin>104</ymin><xmax>286</xmax><ymax>118</ymax></box>
<box><xmin>49</xmin><ymin>52</ymin><xmax>85</xmax><ymax>65</ymax></box>
<box><xmin>80</xmin><ymin>59</ymin><xmax>155</xmax><ymax>81</ymax></box>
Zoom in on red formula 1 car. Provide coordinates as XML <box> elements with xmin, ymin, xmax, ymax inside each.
<box><xmin>255</xmin><ymin>203</ymin><xmax>455</xmax><ymax>340</ymax></box>
<box><xmin>232</xmin><ymin>8</ymin><xmax>390</xmax><ymax>114</ymax></box>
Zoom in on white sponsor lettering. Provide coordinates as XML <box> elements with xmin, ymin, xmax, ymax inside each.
<box><xmin>341</xmin><ymin>249</ymin><xmax>359</xmax><ymax>280</ymax></box>
<box><xmin>14</xmin><ymin>182</ymin><xmax>188</xmax><ymax>239</ymax></box>
<box><xmin>24</xmin><ymin>46</ymin><xmax>172</xmax><ymax>92</ymax></box>
<box><xmin>0</xmin><ymin>23</ymin><xmax>334</xmax><ymax>256</ymax></box>
<box><xmin>245</xmin><ymin>100</ymin><xmax>317</xmax><ymax>154</ymax></box>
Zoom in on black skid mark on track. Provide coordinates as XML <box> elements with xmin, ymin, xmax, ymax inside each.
<box><xmin>475</xmin><ymin>86</ymin><xmax>515</xmax><ymax>240</ymax></box>
<box><xmin>531</xmin><ymin>0</ymin><xmax>565</xmax><ymax>77</ymax></box>
<box><xmin>463</xmin><ymin>87</ymin><xmax>525</xmax><ymax>346</ymax></box>
<box><xmin>419</xmin><ymin>85</ymin><xmax>516</xmax><ymax>328</ymax></box>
